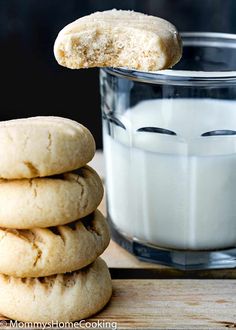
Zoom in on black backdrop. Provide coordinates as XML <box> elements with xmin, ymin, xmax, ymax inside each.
<box><xmin>1</xmin><ymin>0</ymin><xmax>236</xmax><ymax>148</ymax></box>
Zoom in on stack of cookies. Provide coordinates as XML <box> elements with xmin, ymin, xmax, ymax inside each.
<box><xmin>0</xmin><ymin>116</ymin><xmax>112</xmax><ymax>322</ymax></box>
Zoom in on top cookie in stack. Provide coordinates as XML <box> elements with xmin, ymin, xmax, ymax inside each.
<box><xmin>0</xmin><ymin>116</ymin><xmax>95</xmax><ymax>179</ymax></box>
<box><xmin>0</xmin><ymin>116</ymin><xmax>112</xmax><ymax>322</ymax></box>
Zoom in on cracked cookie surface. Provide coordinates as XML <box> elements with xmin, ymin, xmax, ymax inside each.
<box><xmin>0</xmin><ymin>258</ymin><xmax>112</xmax><ymax>322</ymax></box>
<box><xmin>0</xmin><ymin>116</ymin><xmax>95</xmax><ymax>179</ymax></box>
<box><xmin>54</xmin><ymin>9</ymin><xmax>182</xmax><ymax>71</ymax></box>
<box><xmin>0</xmin><ymin>166</ymin><xmax>103</xmax><ymax>228</ymax></box>
<box><xmin>0</xmin><ymin>210</ymin><xmax>109</xmax><ymax>277</ymax></box>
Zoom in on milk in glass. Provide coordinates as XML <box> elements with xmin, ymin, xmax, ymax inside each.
<box><xmin>103</xmin><ymin>98</ymin><xmax>236</xmax><ymax>250</ymax></box>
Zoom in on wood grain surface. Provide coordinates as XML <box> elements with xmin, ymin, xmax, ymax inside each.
<box><xmin>87</xmin><ymin>279</ymin><xmax>236</xmax><ymax>330</ymax></box>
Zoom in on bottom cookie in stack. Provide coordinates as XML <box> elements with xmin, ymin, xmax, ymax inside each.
<box><xmin>0</xmin><ymin>258</ymin><xmax>112</xmax><ymax>322</ymax></box>
<box><xmin>0</xmin><ymin>211</ymin><xmax>112</xmax><ymax>321</ymax></box>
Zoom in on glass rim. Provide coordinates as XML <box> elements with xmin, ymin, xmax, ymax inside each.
<box><xmin>102</xmin><ymin>32</ymin><xmax>236</xmax><ymax>86</ymax></box>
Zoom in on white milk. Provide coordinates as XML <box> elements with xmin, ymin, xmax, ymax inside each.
<box><xmin>103</xmin><ymin>98</ymin><xmax>236</xmax><ymax>250</ymax></box>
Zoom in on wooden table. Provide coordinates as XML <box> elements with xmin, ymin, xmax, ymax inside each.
<box><xmin>1</xmin><ymin>152</ymin><xmax>236</xmax><ymax>329</ymax></box>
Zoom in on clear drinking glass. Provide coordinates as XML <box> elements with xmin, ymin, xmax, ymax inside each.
<box><xmin>100</xmin><ymin>32</ymin><xmax>236</xmax><ymax>269</ymax></box>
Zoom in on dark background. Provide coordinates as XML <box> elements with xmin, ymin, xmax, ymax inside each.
<box><xmin>1</xmin><ymin>0</ymin><xmax>236</xmax><ymax>148</ymax></box>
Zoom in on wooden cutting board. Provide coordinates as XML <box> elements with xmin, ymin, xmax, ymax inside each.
<box><xmin>87</xmin><ymin>279</ymin><xmax>236</xmax><ymax>330</ymax></box>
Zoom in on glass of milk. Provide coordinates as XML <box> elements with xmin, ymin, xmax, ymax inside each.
<box><xmin>100</xmin><ymin>32</ymin><xmax>236</xmax><ymax>269</ymax></box>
